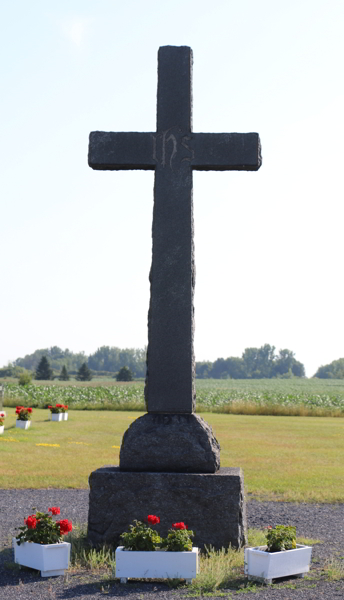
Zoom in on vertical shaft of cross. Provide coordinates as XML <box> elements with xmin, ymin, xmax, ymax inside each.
<box><xmin>157</xmin><ymin>46</ymin><xmax>192</xmax><ymax>131</ymax></box>
<box><xmin>145</xmin><ymin>47</ymin><xmax>195</xmax><ymax>413</ymax></box>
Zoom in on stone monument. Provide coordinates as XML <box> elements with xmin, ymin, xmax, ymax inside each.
<box><xmin>87</xmin><ymin>46</ymin><xmax>261</xmax><ymax>550</ymax></box>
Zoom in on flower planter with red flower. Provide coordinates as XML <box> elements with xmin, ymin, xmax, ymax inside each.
<box><xmin>244</xmin><ymin>544</ymin><xmax>312</xmax><ymax>585</ymax></box>
<box><xmin>0</xmin><ymin>411</ymin><xmax>5</xmax><ymax>434</ymax></box>
<box><xmin>14</xmin><ymin>507</ymin><xmax>72</xmax><ymax>577</ymax></box>
<box><xmin>48</xmin><ymin>404</ymin><xmax>68</xmax><ymax>421</ymax></box>
<box><xmin>51</xmin><ymin>413</ymin><xmax>64</xmax><ymax>422</ymax></box>
<box><xmin>15</xmin><ymin>407</ymin><xmax>32</xmax><ymax>429</ymax></box>
<box><xmin>16</xmin><ymin>420</ymin><xmax>31</xmax><ymax>430</ymax></box>
<box><xmin>244</xmin><ymin>525</ymin><xmax>312</xmax><ymax>585</ymax></box>
<box><xmin>116</xmin><ymin>546</ymin><xmax>199</xmax><ymax>583</ymax></box>
<box><xmin>116</xmin><ymin>516</ymin><xmax>199</xmax><ymax>584</ymax></box>
<box><xmin>13</xmin><ymin>539</ymin><xmax>71</xmax><ymax>577</ymax></box>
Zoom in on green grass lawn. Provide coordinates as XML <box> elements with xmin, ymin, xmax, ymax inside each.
<box><xmin>1</xmin><ymin>409</ymin><xmax>343</xmax><ymax>502</ymax></box>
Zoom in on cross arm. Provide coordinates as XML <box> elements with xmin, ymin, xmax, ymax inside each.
<box><xmin>88</xmin><ymin>131</ymin><xmax>156</xmax><ymax>170</ymax></box>
<box><xmin>192</xmin><ymin>132</ymin><xmax>262</xmax><ymax>171</ymax></box>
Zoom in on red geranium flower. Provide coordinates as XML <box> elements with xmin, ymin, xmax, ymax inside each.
<box><xmin>147</xmin><ymin>515</ymin><xmax>160</xmax><ymax>525</ymax></box>
<box><xmin>64</xmin><ymin>405</ymin><xmax>68</xmax><ymax>410</ymax></box>
<box><xmin>25</xmin><ymin>515</ymin><xmax>37</xmax><ymax>529</ymax></box>
<box><xmin>57</xmin><ymin>519</ymin><xmax>73</xmax><ymax>535</ymax></box>
<box><xmin>172</xmin><ymin>522</ymin><xmax>188</xmax><ymax>530</ymax></box>
<box><xmin>27</xmin><ymin>408</ymin><xmax>32</xmax><ymax>413</ymax></box>
<box><xmin>48</xmin><ymin>506</ymin><xmax>60</xmax><ymax>515</ymax></box>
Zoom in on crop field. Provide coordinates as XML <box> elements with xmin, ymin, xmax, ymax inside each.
<box><xmin>3</xmin><ymin>377</ymin><xmax>344</xmax><ymax>416</ymax></box>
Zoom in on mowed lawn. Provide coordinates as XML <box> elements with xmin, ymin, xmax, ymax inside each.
<box><xmin>1</xmin><ymin>409</ymin><xmax>343</xmax><ymax>503</ymax></box>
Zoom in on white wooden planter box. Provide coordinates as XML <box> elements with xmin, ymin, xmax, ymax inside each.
<box><xmin>16</xmin><ymin>420</ymin><xmax>31</xmax><ymax>429</ymax></box>
<box><xmin>13</xmin><ymin>539</ymin><xmax>71</xmax><ymax>577</ymax></box>
<box><xmin>244</xmin><ymin>544</ymin><xmax>312</xmax><ymax>585</ymax></box>
<box><xmin>51</xmin><ymin>413</ymin><xmax>63</xmax><ymax>421</ymax></box>
<box><xmin>0</xmin><ymin>425</ymin><xmax>4</xmax><ymax>434</ymax></box>
<box><xmin>115</xmin><ymin>546</ymin><xmax>199</xmax><ymax>583</ymax></box>
<box><xmin>62</xmin><ymin>413</ymin><xmax>68</xmax><ymax>421</ymax></box>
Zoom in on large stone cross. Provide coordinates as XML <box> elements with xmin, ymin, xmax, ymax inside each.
<box><xmin>88</xmin><ymin>45</ymin><xmax>261</xmax><ymax>415</ymax></box>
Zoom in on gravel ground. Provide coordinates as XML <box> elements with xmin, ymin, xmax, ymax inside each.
<box><xmin>0</xmin><ymin>489</ymin><xmax>343</xmax><ymax>600</ymax></box>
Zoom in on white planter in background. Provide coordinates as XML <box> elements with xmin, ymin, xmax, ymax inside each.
<box><xmin>62</xmin><ymin>413</ymin><xmax>68</xmax><ymax>421</ymax></box>
<box><xmin>16</xmin><ymin>420</ymin><xmax>31</xmax><ymax>430</ymax></box>
<box><xmin>51</xmin><ymin>413</ymin><xmax>63</xmax><ymax>421</ymax></box>
<box><xmin>0</xmin><ymin>425</ymin><xmax>4</xmax><ymax>434</ymax></box>
<box><xmin>115</xmin><ymin>546</ymin><xmax>199</xmax><ymax>583</ymax></box>
<box><xmin>244</xmin><ymin>544</ymin><xmax>312</xmax><ymax>585</ymax></box>
<box><xmin>13</xmin><ymin>538</ymin><xmax>71</xmax><ymax>577</ymax></box>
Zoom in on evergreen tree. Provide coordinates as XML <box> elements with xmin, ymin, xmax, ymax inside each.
<box><xmin>116</xmin><ymin>366</ymin><xmax>134</xmax><ymax>381</ymax></box>
<box><xmin>35</xmin><ymin>356</ymin><xmax>53</xmax><ymax>380</ymax></box>
<box><xmin>76</xmin><ymin>362</ymin><xmax>92</xmax><ymax>381</ymax></box>
<box><xmin>59</xmin><ymin>365</ymin><xmax>70</xmax><ymax>381</ymax></box>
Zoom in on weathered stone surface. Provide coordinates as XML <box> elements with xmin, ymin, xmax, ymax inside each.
<box><xmin>88</xmin><ymin>467</ymin><xmax>246</xmax><ymax>550</ymax></box>
<box><xmin>119</xmin><ymin>413</ymin><xmax>220</xmax><ymax>473</ymax></box>
<box><xmin>144</xmin><ymin>156</ymin><xmax>196</xmax><ymax>414</ymax></box>
<box><xmin>88</xmin><ymin>45</ymin><xmax>261</xmax><ymax>414</ymax></box>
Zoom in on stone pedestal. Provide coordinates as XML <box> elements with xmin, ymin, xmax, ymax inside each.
<box><xmin>88</xmin><ymin>467</ymin><xmax>246</xmax><ymax>550</ymax></box>
<box><xmin>120</xmin><ymin>413</ymin><xmax>220</xmax><ymax>473</ymax></box>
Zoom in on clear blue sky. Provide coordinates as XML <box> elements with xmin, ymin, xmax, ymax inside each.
<box><xmin>1</xmin><ymin>0</ymin><xmax>343</xmax><ymax>377</ymax></box>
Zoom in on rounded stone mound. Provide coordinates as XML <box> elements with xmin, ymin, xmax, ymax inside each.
<box><xmin>119</xmin><ymin>413</ymin><xmax>221</xmax><ymax>473</ymax></box>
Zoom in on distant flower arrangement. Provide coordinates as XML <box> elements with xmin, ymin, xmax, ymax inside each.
<box><xmin>0</xmin><ymin>412</ymin><xmax>5</xmax><ymax>426</ymax></box>
<box><xmin>48</xmin><ymin>404</ymin><xmax>68</xmax><ymax>414</ymax></box>
<box><xmin>16</xmin><ymin>406</ymin><xmax>33</xmax><ymax>421</ymax></box>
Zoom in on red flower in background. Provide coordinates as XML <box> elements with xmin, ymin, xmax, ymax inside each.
<box><xmin>48</xmin><ymin>507</ymin><xmax>60</xmax><ymax>515</ymax></box>
<box><xmin>57</xmin><ymin>519</ymin><xmax>73</xmax><ymax>535</ymax></box>
<box><xmin>27</xmin><ymin>408</ymin><xmax>32</xmax><ymax>413</ymax></box>
<box><xmin>147</xmin><ymin>515</ymin><xmax>160</xmax><ymax>525</ymax></box>
<box><xmin>172</xmin><ymin>522</ymin><xmax>188</xmax><ymax>530</ymax></box>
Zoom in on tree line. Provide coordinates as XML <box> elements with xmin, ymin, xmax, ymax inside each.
<box><xmin>10</xmin><ymin>346</ymin><xmax>146</xmax><ymax>378</ymax></box>
<box><xmin>4</xmin><ymin>343</ymin><xmax>344</xmax><ymax>380</ymax></box>
<box><xmin>12</xmin><ymin>356</ymin><xmax>134</xmax><ymax>384</ymax></box>
<box><xmin>196</xmin><ymin>345</ymin><xmax>305</xmax><ymax>379</ymax></box>
<box><xmin>0</xmin><ymin>343</ymin><xmax>306</xmax><ymax>380</ymax></box>
<box><xmin>313</xmin><ymin>358</ymin><xmax>344</xmax><ymax>379</ymax></box>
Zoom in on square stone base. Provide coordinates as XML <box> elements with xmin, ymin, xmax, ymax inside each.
<box><xmin>88</xmin><ymin>466</ymin><xmax>246</xmax><ymax>550</ymax></box>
